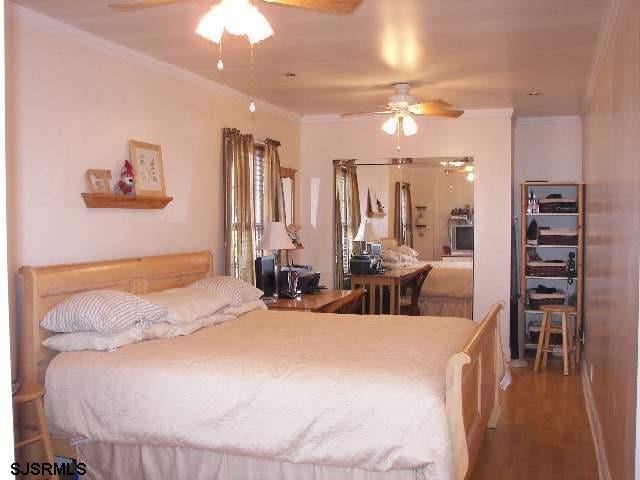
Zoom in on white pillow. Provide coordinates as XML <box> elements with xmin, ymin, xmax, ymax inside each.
<box><xmin>41</xmin><ymin>290</ymin><xmax>167</xmax><ymax>333</ymax></box>
<box><xmin>189</xmin><ymin>276</ymin><xmax>263</xmax><ymax>307</ymax></box>
<box><xmin>42</xmin><ymin>327</ymin><xmax>144</xmax><ymax>352</ymax></box>
<box><xmin>140</xmin><ymin>288</ymin><xmax>232</xmax><ymax>325</ymax></box>
<box><xmin>222</xmin><ymin>299</ymin><xmax>268</xmax><ymax>316</ymax></box>
<box><xmin>396</xmin><ymin>245</ymin><xmax>420</xmax><ymax>258</ymax></box>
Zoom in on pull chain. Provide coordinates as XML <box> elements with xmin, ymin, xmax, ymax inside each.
<box><xmin>249</xmin><ymin>43</ymin><xmax>256</xmax><ymax>113</ymax></box>
<box><xmin>217</xmin><ymin>37</ymin><xmax>224</xmax><ymax>71</ymax></box>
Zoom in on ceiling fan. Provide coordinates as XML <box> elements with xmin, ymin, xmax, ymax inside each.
<box><xmin>108</xmin><ymin>0</ymin><xmax>362</xmax><ymax>14</ymax></box>
<box><xmin>341</xmin><ymin>83</ymin><xmax>464</xmax><ymax>137</ymax></box>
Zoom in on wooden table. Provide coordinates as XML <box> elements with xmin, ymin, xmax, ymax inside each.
<box><xmin>351</xmin><ymin>262</ymin><xmax>432</xmax><ymax>315</ymax></box>
<box><xmin>267</xmin><ymin>289</ymin><xmax>364</xmax><ymax>313</ymax></box>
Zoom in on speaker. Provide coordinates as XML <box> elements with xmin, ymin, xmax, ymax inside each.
<box><xmin>255</xmin><ymin>255</ymin><xmax>276</xmax><ymax>297</ymax></box>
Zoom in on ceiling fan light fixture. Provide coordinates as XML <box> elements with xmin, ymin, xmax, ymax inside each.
<box><xmin>196</xmin><ymin>0</ymin><xmax>273</xmax><ymax>45</ymax></box>
<box><xmin>402</xmin><ymin>115</ymin><xmax>418</xmax><ymax>136</ymax></box>
<box><xmin>382</xmin><ymin>116</ymin><xmax>398</xmax><ymax>136</ymax></box>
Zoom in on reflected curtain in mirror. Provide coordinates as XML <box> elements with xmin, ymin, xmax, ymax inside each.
<box><xmin>263</xmin><ymin>139</ymin><xmax>285</xmax><ymax>225</ymax></box>
<box><xmin>223</xmin><ymin>128</ymin><xmax>256</xmax><ymax>283</ymax></box>
<box><xmin>394</xmin><ymin>182</ymin><xmax>414</xmax><ymax>247</ymax></box>
<box><xmin>334</xmin><ymin>164</ymin><xmax>361</xmax><ymax>289</ymax></box>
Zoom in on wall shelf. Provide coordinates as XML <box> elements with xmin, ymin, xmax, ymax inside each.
<box><xmin>81</xmin><ymin>193</ymin><xmax>173</xmax><ymax>209</ymax></box>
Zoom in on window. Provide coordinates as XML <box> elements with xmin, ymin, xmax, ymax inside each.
<box><xmin>337</xmin><ymin>167</ymin><xmax>354</xmax><ymax>276</ymax></box>
<box><xmin>253</xmin><ymin>144</ymin><xmax>265</xmax><ymax>256</ymax></box>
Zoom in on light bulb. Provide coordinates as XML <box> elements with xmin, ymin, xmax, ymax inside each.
<box><xmin>402</xmin><ymin>115</ymin><xmax>418</xmax><ymax>136</ymax></box>
<box><xmin>249</xmin><ymin>101</ymin><xmax>256</xmax><ymax>113</ymax></box>
<box><xmin>382</xmin><ymin>116</ymin><xmax>397</xmax><ymax>135</ymax></box>
<box><xmin>466</xmin><ymin>172</ymin><xmax>475</xmax><ymax>182</ymax></box>
<box><xmin>195</xmin><ymin>0</ymin><xmax>273</xmax><ymax>44</ymax></box>
<box><xmin>217</xmin><ymin>59</ymin><xmax>224</xmax><ymax>70</ymax></box>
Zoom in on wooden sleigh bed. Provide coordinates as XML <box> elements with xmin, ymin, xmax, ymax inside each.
<box><xmin>18</xmin><ymin>251</ymin><xmax>503</xmax><ymax>480</ymax></box>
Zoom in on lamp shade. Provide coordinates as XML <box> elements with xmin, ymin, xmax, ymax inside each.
<box><xmin>354</xmin><ymin>221</ymin><xmax>378</xmax><ymax>242</ymax></box>
<box><xmin>259</xmin><ymin>222</ymin><xmax>296</xmax><ymax>251</ymax></box>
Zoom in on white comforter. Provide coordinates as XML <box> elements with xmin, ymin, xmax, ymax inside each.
<box><xmin>45</xmin><ymin>310</ymin><xmax>477</xmax><ymax>477</ymax></box>
<box><xmin>421</xmin><ymin>262</ymin><xmax>473</xmax><ymax>299</ymax></box>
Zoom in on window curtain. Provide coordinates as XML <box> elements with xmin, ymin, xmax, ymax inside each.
<box><xmin>394</xmin><ymin>182</ymin><xmax>414</xmax><ymax>248</ymax></box>
<box><xmin>334</xmin><ymin>164</ymin><xmax>361</xmax><ymax>289</ymax></box>
<box><xmin>223</xmin><ymin>128</ymin><xmax>256</xmax><ymax>283</ymax></box>
<box><xmin>262</xmin><ymin>138</ymin><xmax>286</xmax><ymax>224</ymax></box>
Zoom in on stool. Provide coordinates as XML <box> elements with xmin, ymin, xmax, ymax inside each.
<box><xmin>534</xmin><ymin>305</ymin><xmax>577</xmax><ymax>375</ymax></box>
<box><xmin>13</xmin><ymin>384</ymin><xmax>56</xmax><ymax>477</ymax></box>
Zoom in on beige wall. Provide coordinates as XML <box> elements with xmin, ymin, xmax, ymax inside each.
<box><xmin>582</xmin><ymin>0</ymin><xmax>640</xmax><ymax>478</ymax></box>
<box><xmin>298</xmin><ymin>112</ymin><xmax>513</xmax><ymax>352</ymax></box>
<box><xmin>6</xmin><ymin>12</ymin><xmax>300</xmax><ymax>372</ymax></box>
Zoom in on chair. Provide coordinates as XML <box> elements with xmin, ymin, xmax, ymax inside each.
<box><xmin>534</xmin><ymin>305</ymin><xmax>577</xmax><ymax>375</ymax></box>
<box><xmin>13</xmin><ymin>383</ymin><xmax>57</xmax><ymax>479</ymax></box>
<box><xmin>400</xmin><ymin>266</ymin><xmax>433</xmax><ymax>316</ymax></box>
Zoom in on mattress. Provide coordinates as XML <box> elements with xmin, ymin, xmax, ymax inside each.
<box><xmin>45</xmin><ymin>310</ymin><xmax>477</xmax><ymax>478</ymax></box>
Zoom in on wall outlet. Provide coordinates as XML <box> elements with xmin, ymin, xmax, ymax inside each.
<box><xmin>590</xmin><ymin>364</ymin><xmax>594</xmax><ymax>382</ymax></box>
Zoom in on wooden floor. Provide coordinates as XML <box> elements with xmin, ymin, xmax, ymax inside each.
<box><xmin>470</xmin><ymin>361</ymin><xmax>598</xmax><ymax>480</ymax></box>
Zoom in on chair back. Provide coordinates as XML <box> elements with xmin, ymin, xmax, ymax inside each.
<box><xmin>410</xmin><ymin>265</ymin><xmax>433</xmax><ymax>305</ymax></box>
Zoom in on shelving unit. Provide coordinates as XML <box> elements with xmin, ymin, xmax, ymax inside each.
<box><xmin>519</xmin><ymin>182</ymin><xmax>584</xmax><ymax>362</ymax></box>
<box><xmin>81</xmin><ymin>193</ymin><xmax>173</xmax><ymax>209</ymax></box>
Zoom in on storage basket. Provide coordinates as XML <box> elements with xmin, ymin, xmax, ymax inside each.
<box><xmin>538</xmin><ymin>229</ymin><xmax>578</xmax><ymax>246</ymax></box>
<box><xmin>538</xmin><ymin>198</ymin><xmax>578</xmax><ymax>213</ymax></box>
<box><xmin>528</xmin><ymin>289</ymin><xmax>566</xmax><ymax>309</ymax></box>
<box><xmin>526</xmin><ymin>261</ymin><xmax>567</xmax><ymax>277</ymax></box>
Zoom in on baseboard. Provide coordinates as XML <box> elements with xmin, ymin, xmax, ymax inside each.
<box><xmin>581</xmin><ymin>362</ymin><xmax>612</xmax><ymax>480</ymax></box>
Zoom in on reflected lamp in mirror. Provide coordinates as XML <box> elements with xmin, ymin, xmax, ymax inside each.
<box><xmin>259</xmin><ymin>222</ymin><xmax>296</xmax><ymax>299</ymax></box>
<box><xmin>354</xmin><ymin>221</ymin><xmax>379</xmax><ymax>255</ymax></box>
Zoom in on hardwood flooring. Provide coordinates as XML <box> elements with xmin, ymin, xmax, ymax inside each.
<box><xmin>470</xmin><ymin>362</ymin><xmax>598</xmax><ymax>480</ymax></box>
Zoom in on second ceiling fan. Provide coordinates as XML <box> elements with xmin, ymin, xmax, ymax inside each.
<box><xmin>341</xmin><ymin>83</ymin><xmax>464</xmax><ymax>137</ymax></box>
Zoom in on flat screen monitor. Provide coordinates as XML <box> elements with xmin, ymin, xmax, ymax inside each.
<box><xmin>452</xmin><ymin>225</ymin><xmax>474</xmax><ymax>253</ymax></box>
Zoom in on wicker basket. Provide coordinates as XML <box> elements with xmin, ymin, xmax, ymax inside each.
<box><xmin>538</xmin><ymin>198</ymin><xmax>578</xmax><ymax>213</ymax></box>
<box><xmin>538</xmin><ymin>229</ymin><xmax>578</xmax><ymax>246</ymax></box>
<box><xmin>528</xmin><ymin>289</ymin><xmax>566</xmax><ymax>309</ymax></box>
<box><xmin>526</xmin><ymin>261</ymin><xmax>567</xmax><ymax>277</ymax></box>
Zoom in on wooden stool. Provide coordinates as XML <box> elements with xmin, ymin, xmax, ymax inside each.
<box><xmin>534</xmin><ymin>305</ymin><xmax>577</xmax><ymax>375</ymax></box>
<box><xmin>13</xmin><ymin>384</ymin><xmax>56</xmax><ymax>477</ymax></box>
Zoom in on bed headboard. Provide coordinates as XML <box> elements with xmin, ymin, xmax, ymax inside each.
<box><xmin>19</xmin><ymin>251</ymin><xmax>214</xmax><ymax>385</ymax></box>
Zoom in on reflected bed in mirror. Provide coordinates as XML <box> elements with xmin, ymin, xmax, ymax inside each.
<box><xmin>333</xmin><ymin>157</ymin><xmax>474</xmax><ymax>319</ymax></box>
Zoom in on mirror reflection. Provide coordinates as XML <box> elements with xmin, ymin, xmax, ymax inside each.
<box><xmin>334</xmin><ymin>157</ymin><xmax>474</xmax><ymax>319</ymax></box>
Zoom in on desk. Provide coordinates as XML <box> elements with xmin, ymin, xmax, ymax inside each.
<box><xmin>267</xmin><ymin>289</ymin><xmax>364</xmax><ymax>313</ymax></box>
<box><xmin>351</xmin><ymin>262</ymin><xmax>432</xmax><ymax>315</ymax></box>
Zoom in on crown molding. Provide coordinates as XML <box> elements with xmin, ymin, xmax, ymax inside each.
<box><xmin>301</xmin><ymin>108</ymin><xmax>514</xmax><ymax>124</ymax></box>
<box><xmin>515</xmin><ymin>116</ymin><xmax>581</xmax><ymax>126</ymax></box>
<box><xmin>6</xmin><ymin>3</ymin><xmax>301</xmax><ymax>123</ymax></box>
<box><xmin>584</xmin><ymin>0</ymin><xmax>623</xmax><ymax>110</ymax></box>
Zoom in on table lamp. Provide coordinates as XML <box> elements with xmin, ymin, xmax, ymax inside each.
<box><xmin>354</xmin><ymin>220</ymin><xmax>378</xmax><ymax>255</ymax></box>
<box><xmin>259</xmin><ymin>221</ymin><xmax>297</xmax><ymax>298</ymax></box>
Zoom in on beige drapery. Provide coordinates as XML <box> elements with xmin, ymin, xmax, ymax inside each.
<box><xmin>394</xmin><ymin>182</ymin><xmax>414</xmax><ymax>248</ymax></box>
<box><xmin>223</xmin><ymin>128</ymin><xmax>256</xmax><ymax>283</ymax></box>
<box><xmin>262</xmin><ymin>139</ymin><xmax>286</xmax><ymax>224</ymax></box>
<box><xmin>335</xmin><ymin>164</ymin><xmax>361</xmax><ymax>289</ymax></box>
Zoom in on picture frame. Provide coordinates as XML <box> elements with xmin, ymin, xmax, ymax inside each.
<box><xmin>129</xmin><ymin>140</ymin><xmax>166</xmax><ymax>197</ymax></box>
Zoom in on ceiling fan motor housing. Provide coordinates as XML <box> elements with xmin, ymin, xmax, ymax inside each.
<box><xmin>388</xmin><ymin>83</ymin><xmax>416</xmax><ymax>110</ymax></box>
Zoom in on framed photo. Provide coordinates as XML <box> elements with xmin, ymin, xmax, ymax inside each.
<box><xmin>129</xmin><ymin>140</ymin><xmax>166</xmax><ymax>197</ymax></box>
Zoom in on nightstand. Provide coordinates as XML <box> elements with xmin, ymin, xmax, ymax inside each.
<box><xmin>267</xmin><ymin>289</ymin><xmax>364</xmax><ymax>313</ymax></box>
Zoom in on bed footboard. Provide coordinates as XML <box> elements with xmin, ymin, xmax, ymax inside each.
<box><xmin>445</xmin><ymin>303</ymin><xmax>503</xmax><ymax>480</ymax></box>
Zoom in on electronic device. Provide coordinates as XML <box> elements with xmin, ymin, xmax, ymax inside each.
<box><xmin>279</xmin><ymin>267</ymin><xmax>322</xmax><ymax>295</ymax></box>
<box><xmin>350</xmin><ymin>255</ymin><xmax>382</xmax><ymax>275</ymax></box>
<box><xmin>255</xmin><ymin>255</ymin><xmax>276</xmax><ymax>297</ymax></box>
<box><xmin>451</xmin><ymin>224</ymin><xmax>474</xmax><ymax>254</ymax></box>
<box><xmin>368</xmin><ymin>243</ymin><xmax>382</xmax><ymax>256</ymax></box>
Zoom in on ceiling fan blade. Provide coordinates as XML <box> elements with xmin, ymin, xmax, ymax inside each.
<box><xmin>340</xmin><ymin>111</ymin><xmax>393</xmax><ymax>117</ymax></box>
<box><xmin>410</xmin><ymin>102</ymin><xmax>464</xmax><ymax>118</ymax></box>
<box><xmin>108</xmin><ymin>0</ymin><xmax>192</xmax><ymax>11</ymax></box>
<box><xmin>262</xmin><ymin>0</ymin><xmax>362</xmax><ymax>14</ymax></box>
<box><xmin>430</xmin><ymin>99</ymin><xmax>453</xmax><ymax>108</ymax></box>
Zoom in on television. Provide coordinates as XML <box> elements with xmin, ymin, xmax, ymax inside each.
<box><xmin>451</xmin><ymin>225</ymin><xmax>474</xmax><ymax>253</ymax></box>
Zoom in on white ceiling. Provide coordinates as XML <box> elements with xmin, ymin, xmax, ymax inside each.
<box><xmin>12</xmin><ymin>0</ymin><xmax>609</xmax><ymax>116</ymax></box>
